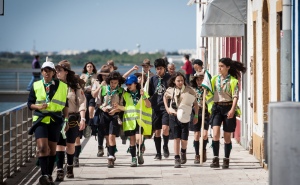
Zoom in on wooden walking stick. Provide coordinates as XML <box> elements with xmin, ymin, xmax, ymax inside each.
<box><xmin>199</xmin><ymin>88</ymin><xmax>207</xmax><ymax>165</ymax></box>
<box><xmin>138</xmin><ymin>70</ymin><xmax>144</xmax><ymax>163</ymax></box>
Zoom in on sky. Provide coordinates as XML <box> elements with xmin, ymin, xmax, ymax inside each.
<box><xmin>0</xmin><ymin>0</ymin><xmax>197</xmax><ymax>53</ymax></box>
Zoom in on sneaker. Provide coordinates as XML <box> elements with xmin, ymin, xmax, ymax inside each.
<box><xmin>137</xmin><ymin>152</ymin><xmax>144</xmax><ymax>165</ymax></box>
<box><xmin>73</xmin><ymin>156</ymin><xmax>79</xmax><ymax>167</ymax></box>
<box><xmin>130</xmin><ymin>157</ymin><xmax>137</xmax><ymax>167</ymax></box>
<box><xmin>174</xmin><ymin>158</ymin><xmax>181</xmax><ymax>168</ymax></box>
<box><xmin>107</xmin><ymin>157</ymin><xmax>115</xmax><ymax>168</ymax></box>
<box><xmin>222</xmin><ymin>158</ymin><xmax>230</xmax><ymax>169</ymax></box>
<box><xmin>202</xmin><ymin>150</ymin><xmax>207</xmax><ymax>162</ymax></box>
<box><xmin>181</xmin><ymin>152</ymin><xmax>187</xmax><ymax>164</ymax></box>
<box><xmin>97</xmin><ymin>146</ymin><xmax>104</xmax><ymax>157</ymax></box>
<box><xmin>83</xmin><ymin>125</ymin><xmax>92</xmax><ymax>138</ymax></box>
<box><xmin>39</xmin><ymin>175</ymin><xmax>51</xmax><ymax>185</ymax></box>
<box><xmin>194</xmin><ymin>155</ymin><xmax>200</xmax><ymax>164</ymax></box>
<box><xmin>163</xmin><ymin>146</ymin><xmax>170</xmax><ymax>158</ymax></box>
<box><xmin>154</xmin><ymin>153</ymin><xmax>162</xmax><ymax>160</ymax></box>
<box><xmin>66</xmin><ymin>165</ymin><xmax>74</xmax><ymax>178</ymax></box>
<box><xmin>55</xmin><ymin>169</ymin><xmax>64</xmax><ymax>182</ymax></box>
<box><xmin>210</xmin><ymin>156</ymin><xmax>220</xmax><ymax>168</ymax></box>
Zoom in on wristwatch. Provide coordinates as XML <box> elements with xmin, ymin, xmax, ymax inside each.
<box><xmin>81</xmin><ymin>118</ymin><xmax>86</xmax><ymax>121</ymax></box>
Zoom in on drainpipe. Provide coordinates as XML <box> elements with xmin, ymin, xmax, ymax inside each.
<box><xmin>280</xmin><ymin>0</ymin><xmax>292</xmax><ymax>101</ymax></box>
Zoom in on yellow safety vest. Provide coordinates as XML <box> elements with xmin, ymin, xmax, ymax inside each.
<box><xmin>123</xmin><ymin>91</ymin><xmax>152</xmax><ymax>136</ymax></box>
<box><xmin>32</xmin><ymin>80</ymin><xmax>68</xmax><ymax>124</ymax></box>
<box><xmin>208</xmin><ymin>75</ymin><xmax>241</xmax><ymax>116</ymax></box>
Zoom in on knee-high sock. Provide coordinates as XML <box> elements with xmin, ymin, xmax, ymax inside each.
<box><xmin>163</xmin><ymin>135</ymin><xmax>169</xmax><ymax>147</ymax></box>
<box><xmin>224</xmin><ymin>142</ymin><xmax>232</xmax><ymax>158</ymax></box>
<box><xmin>212</xmin><ymin>140</ymin><xmax>220</xmax><ymax>157</ymax></box>
<box><xmin>39</xmin><ymin>156</ymin><xmax>48</xmax><ymax>175</ymax></box>
<box><xmin>56</xmin><ymin>151</ymin><xmax>65</xmax><ymax>169</ymax></box>
<box><xmin>67</xmin><ymin>152</ymin><xmax>74</xmax><ymax>165</ymax></box>
<box><xmin>194</xmin><ymin>140</ymin><xmax>200</xmax><ymax>155</ymax></box>
<box><xmin>154</xmin><ymin>137</ymin><xmax>161</xmax><ymax>154</ymax></box>
<box><xmin>48</xmin><ymin>155</ymin><xmax>56</xmax><ymax>176</ymax></box>
<box><xmin>130</xmin><ymin>146</ymin><xmax>136</xmax><ymax>157</ymax></box>
<box><xmin>74</xmin><ymin>145</ymin><xmax>81</xmax><ymax>158</ymax></box>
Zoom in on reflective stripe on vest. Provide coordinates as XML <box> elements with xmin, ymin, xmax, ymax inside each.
<box><xmin>123</xmin><ymin>92</ymin><xmax>152</xmax><ymax>135</ymax></box>
<box><xmin>32</xmin><ymin>80</ymin><xmax>68</xmax><ymax>124</ymax></box>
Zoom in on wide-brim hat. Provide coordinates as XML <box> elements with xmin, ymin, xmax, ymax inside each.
<box><xmin>141</xmin><ymin>59</ymin><xmax>153</xmax><ymax>67</ymax></box>
<box><xmin>190</xmin><ymin>71</ymin><xmax>204</xmax><ymax>81</ymax></box>
<box><xmin>97</xmin><ymin>64</ymin><xmax>110</xmax><ymax>75</ymax></box>
<box><xmin>107</xmin><ymin>60</ymin><xmax>118</xmax><ymax>70</ymax></box>
<box><xmin>56</xmin><ymin>60</ymin><xmax>75</xmax><ymax>74</ymax></box>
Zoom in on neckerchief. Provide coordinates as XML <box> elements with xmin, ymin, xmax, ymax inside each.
<box><xmin>107</xmin><ymin>85</ymin><xmax>118</xmax><ymax>105</ymax></box>
<box><xmin>42</xmin><ymin>78</ymin><xmax>54</xmax><ymax>103</ymax></box>
<box><xmin>129</xmin><ymin>90</ymin><xmax>140</xmax><ymax>106</ymax></box>
<box><xmin>174</xmin><ymin>85</ymin><xmax>185</xmax><ymax>105</ymax></box>
<box><xmin>85</xmin><ymin>72</ymin><xmax>94</xmax><ymax>86</ymax></box>
<box><xmin>155</xmin><ymin>75</ymin><xmax>163</xmax><ymax>94</ymax></box>
<box><xmin>196</xmin><ymin>86</ymin><xmax>203</xmax><ymax>104</ymax></box>
<box><xmin>217</xmin><ymin>74</ymin><xmax>230</xmax><ymax>93</ymax></box>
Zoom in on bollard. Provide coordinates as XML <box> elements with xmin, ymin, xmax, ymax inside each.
<box><xmin>268</xmin><ymin>102</ymin><xmax>300</xmax><ymax>185</ymax></box>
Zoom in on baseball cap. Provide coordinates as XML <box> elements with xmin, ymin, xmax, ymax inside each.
<box><xmin>125</xmin><ymin>74</ymin><xmax>138</xmax><ymax>85</ymax></box>
<box><xmin>41</xmin><ymin>61</ymin><xmax>55</xmax><ymax>71</ymax></box>
<box><xmin>193</xmin><ymin>59</ymin><xmax>203</xmax><ymax>66</ymax></box>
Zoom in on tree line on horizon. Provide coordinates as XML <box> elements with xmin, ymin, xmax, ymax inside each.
<box><xmin>0</xmin><ymin>49</ymin><xmax>181</xmax><ymax>68</ymax></box>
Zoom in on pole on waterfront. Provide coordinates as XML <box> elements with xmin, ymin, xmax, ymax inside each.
<box><xmin>199</xmin><ymin>89</ymin><xmax>206</xmax><ymax>165</ymax></box>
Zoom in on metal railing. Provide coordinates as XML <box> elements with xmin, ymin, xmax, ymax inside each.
<box><xmin>0</xmin><ymin>103</ymin><xmax>36</xmax><ymax>184</ymax></box>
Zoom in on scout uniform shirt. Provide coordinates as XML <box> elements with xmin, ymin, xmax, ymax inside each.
<box><xmin>67</xmin><ymin>85</ymin><xmax>86</xmax><ymax>113</ymax></box>
<box><xmin>80</xmin><ymin>73</ymin><xmax>97</xmax><ymax>93</ymax></box>
<box><xmin>92</xmin><ymin>80</ymin><xmax>107</xmax><ymax>106</ymax></box>
<box><xmin>213</xmin><ymin>75</ymin><xmax>239</xmax><ymax>102</ymax></box>
<box><xmin>100</xmin><ymin>86</ymin><xmax>124</xmax><ymax>110</ymax></box>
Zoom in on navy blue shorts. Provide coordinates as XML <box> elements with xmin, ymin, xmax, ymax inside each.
<box><xmin>152</xmin><ymin>110</ymin><xmax>169</xmax><ymax>131</ymax></box>
<box><xmin>189</xmin><ymin>109</ymin><xmax>209</xmax><ymax>131</ymax></box>
<box><xmin>102</xmin><ymin>112</ymin><xmax>120</xmax><ymax>136</ymax></box>
<box><xmin>210</xmin><ymin>104</ymin><xmax>236</xmax><ymax>132</ymax></box>
<box><xmin>34</xmin><ymin>121</ymin><xmax>62</xmax><ymax>142</ymax></box>
<box><xmin>169</xmin><ymin>115</ymin><xmax>189</xmax><ymax>140</ymax></box>
<box><xmin>57</xmin><ymin>125</ymin><xmax>79</xmax><ymax>146</ymax></box>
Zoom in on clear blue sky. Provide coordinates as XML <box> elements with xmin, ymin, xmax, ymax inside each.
<box><xmin>0</xmin><ymin>0</ymin><xmax>196</xmax><ymax>52</ymax></box>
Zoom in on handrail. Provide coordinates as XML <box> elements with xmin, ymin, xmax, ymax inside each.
<box><xmin>0</xmin><ymin>103</ymin><xmax>36</xmax><ymax>184</ymax></box>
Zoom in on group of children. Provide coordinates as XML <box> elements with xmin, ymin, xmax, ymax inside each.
<box><xmin>27</xmin><ymin>57</ymin><xmax>246</xmax><ymax>185</ymax></box>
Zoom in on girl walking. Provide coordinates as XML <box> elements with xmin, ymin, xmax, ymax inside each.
<box><xmin>163</xmin><ymin>72</ymin><xmax>199</xmax><ymax>168</ymax></box>
<box><xmin>209</xmin><ymin>58</ymin><xmax>246</xmax><ymax>169</ymax></box>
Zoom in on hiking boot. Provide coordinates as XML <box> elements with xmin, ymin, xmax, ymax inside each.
<box><xmin>194</xmin><ymin>155</ymin><xmax>200</xmax><ymax>164</ymax></box>
<box><xmin>154</xmin><ymin>153</ymin><xmax>162</xmax><ymax>160</ymax></box>
<box><xmin>48</xmin><ymin>176</ymin><xmax>55</xmax><ymax>185</ymax></box>
<box><xmin>210</xmin><ymin>156</ymin><xmax>220</xmax><ymax>168</ymax></box>
<box><xmin>73</xmin><ymin>156</ymin><xmax>79</xmax><ymax>167</ymax></box>
<box><xmin>181</xmin><ymin>152</ymin><xmax>187</xmax><ymax>164</ymax></box>
<box><xmin>174</xmin><ymin>158</ymin><xmax>181</xmax><ymax>168</ymax></box>
<box><xmin>55</xmin><ymin>169</ymin><xmax>64</xmax><ymax>182</ymax></box>
<box><xmin>163</xmin><ymin>146</ymin><xmax>170</xmax><ymax>158</ymax></box>
<box><xmin>222</xmin><ymin>158</ymin><xmax>230</xmax><ymax>169</ymax></box>
<box><xmin>39</xmin><ymin>175</ymin><xmax>51</xmax><ymax>185</ymax></box>
<box><xmin>202</xmin><ymin>150</ymin><xmax>207</xmax><ymax>162</ymax></box>
<box><xmin>97</xmin><ymin>146</ymin><xmax>104</xmax><ymax>157</ymax></box>
<box><xmin>137</xmin><ymin>152</ymin><xmax>144</xmax><ymax>164</ymax></box>
<box><xmin>130</xmin><ymin>157</ymin><xmax>137</xmax><ymax>167</ymax></box>
<box><xmin>66</xmin><ymin>165</ymin><xmax>74</xmax><ymax>178</ymax></box>
<box><xmin>107</xmin><ymin>157</ymin><xmax>114</xmax><ymax>168</ymax></box>
<box><xmin>83</xmin><ymin>125</ymin><xmax>92</xmax><ymax>138</ymax></box>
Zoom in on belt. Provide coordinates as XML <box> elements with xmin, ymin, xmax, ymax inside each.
<box><xmin>215</xmin><ymin>102</ymin><xmax>233</xmax><ymax>106</ymax></box>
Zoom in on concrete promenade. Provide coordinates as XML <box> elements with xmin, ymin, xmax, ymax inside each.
<box><xmin>11</xmin><ymin>133</ymin><xmax>268</xmax><ymax>185</ymax></box>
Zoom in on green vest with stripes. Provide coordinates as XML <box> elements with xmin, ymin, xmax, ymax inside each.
<box><xmin>32</xmin><ymin>80</ymin><xmax>68</xmax><ymax>124</ymax></box>
<box><xmin>208</xmin><ymin>75</ymin><xmax>241</xmax><ymax>116</ymax></box>
<box><xmin>122</xmin><ymin>91</ymin><xmax>152</xmax><ymax>136</ymax></box>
